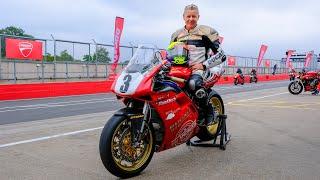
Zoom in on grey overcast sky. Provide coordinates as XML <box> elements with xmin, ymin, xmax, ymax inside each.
<box><xmin>1</xmin><ymin>0</ymin><xmax>320</xmax><ymax>59</ymax></box>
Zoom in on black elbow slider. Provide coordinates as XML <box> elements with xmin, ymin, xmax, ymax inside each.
<box><xmin>221</xmin><ymin>55</ymin><xmax>226</xmax><ymax>62</ymax></box>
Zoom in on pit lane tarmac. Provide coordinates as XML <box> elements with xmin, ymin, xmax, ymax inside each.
<box><xmin>1</xmin><ymin>87</ymin><xmax>320</xmax><ymax>179</ymax></box>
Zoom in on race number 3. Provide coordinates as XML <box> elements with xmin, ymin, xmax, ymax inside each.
<box><xmin>120</xmin><ymin>74</ymin><xmax>132</xmax><ymax>93</ymax></box>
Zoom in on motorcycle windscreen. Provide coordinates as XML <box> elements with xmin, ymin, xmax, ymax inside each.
<box><xmin>113</xmin><ymin>44</ymin><xmax>161</xmax><ymax>95</ymax></box>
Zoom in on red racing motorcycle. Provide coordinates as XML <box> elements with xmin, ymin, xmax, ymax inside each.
<box><xmin>288</xmin><ymin>71</ymin><xmax>320</xmax><ymax>95</ymax></box>
<box><xmin>99</xmin><ymin>45</ymin><xmax>229</xmax><ymax>178</ymax></box>
<box><xmin>234</xmin><ymin>73</ymin><xmax>245</xmax><ymax>85</ymax></box>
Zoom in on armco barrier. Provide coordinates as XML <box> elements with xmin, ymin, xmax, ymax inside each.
<box><xmin>0</xmin><ymin>80</ymin><xmax>114</xmax><ymax>101</ymax></box>
<box><xmin>0</xmin><ymin>74</ymin><xmax>289</xmax><ymax>101</ymax></box>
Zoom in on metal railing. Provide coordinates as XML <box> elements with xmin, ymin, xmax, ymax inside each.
<box><xmin>0</xmin><ymin>34</ymin><xmax>307</xmax><ymax>83</ymax></box>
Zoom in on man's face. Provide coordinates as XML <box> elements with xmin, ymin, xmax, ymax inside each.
<box><xmin>183</xmin><ymin>10</ymin><xmax>199</xmax><ymax>30</ymax></box>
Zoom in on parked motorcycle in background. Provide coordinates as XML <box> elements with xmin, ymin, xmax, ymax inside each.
<box><xmin>249</xmin><ymin>70</ymin><xmax>258</xmax><ymax>83</ymax></box>
<box><xmin>288</xmin><ymin>71</ymin><xmax>320</xmax><ymax>95</ymax></box>
<box><xmin>234</xmin><ymin>73</ymin><xmax>245</xmax><ymax>85</ymax></box>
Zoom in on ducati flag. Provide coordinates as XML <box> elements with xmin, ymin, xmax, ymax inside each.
<box><xmin>264</xmin><ymin>60</ymin><xmax>270</xmax><ymax>67</ymax></box>
<box><xmin>304</xmin><ymin>51</ymin><xmax>313</xmax><ymax>67</ymax></box>
<box><xmin>5</xmin><ymin>38</ymin><xmax>43</xmax><ymax>60</ymax></box>
<box><xmin>227</xmin><ymin>56</ymin><xmax>236</xmax><ymax>66</ymax></box>
<box><xmin>111</xmin><ymin>17</ymin><xmax>124</xmax><ymax>74</ymax></box>
<box><xmin>285</xmin><ymin>50</ymin><xmax>295</xmax><ymax>68</ymax></box>
<box><xmin>257</xmin><ymin>44</ymin><xmax>268</xmax><ymax>67</ymax></box>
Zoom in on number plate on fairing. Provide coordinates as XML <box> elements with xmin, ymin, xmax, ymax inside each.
<box><xmin>114</xmin><ymin>72</ymin><xmax>144</xmax><ymax>95</ymax></box>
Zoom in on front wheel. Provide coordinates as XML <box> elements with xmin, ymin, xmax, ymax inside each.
<box><xmin>99</xmin><ymin>115</ymin><xmax>155</xmax><ymax>178</ymax></box>
<box><xmin>197</xmin><ymin>90</ymin><xmax>225</xmax><ymax>141</ymax></box>
<box><xmin>288</xmin><ymin>81</ymin><xmax>303</xmax><ymax>95</ymax></box>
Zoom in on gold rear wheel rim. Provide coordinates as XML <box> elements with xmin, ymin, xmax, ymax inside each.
<box><xmin>207</xmin><ymin>97</ymin><xmax>223</xmax><ymax>135</ymax></box>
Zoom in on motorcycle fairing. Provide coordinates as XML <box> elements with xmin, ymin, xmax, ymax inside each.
<box><xmin>150</xmin><ymin>91</ymin><xmax>199</xmax><ymax>151</ymax></box>
<box><xmin>114</xmin><ymin>72</ymin><xmax>144</xmax><ymax>95</ymax></box>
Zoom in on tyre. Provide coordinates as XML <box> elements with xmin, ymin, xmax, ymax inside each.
<box><xmin>234</xmin><ymin>79</ymin><xmax>238</xmax><ymax>85</ymax></box>
<box><xmin>197</xmin><ymin>90</ymin><xmax>225</xmax><ymax>141</ymax></box>
<box><xmin>288</xmin><ymin>81</ymin><xmax>303</xmax><ymax>95</ymax></box>
<box><xmin>99</xmin><ymin>115</ymin><xmax>155</xmax><ymax>178</ymax></box>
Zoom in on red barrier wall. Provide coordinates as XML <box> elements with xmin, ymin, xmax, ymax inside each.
<box><xmin>0</xmin><ymin>80</ymin><xmax>114</xmax><ymax>101</ymax></box>
<box><xmin>0</xmin><ymin>74</ymin><xmax>291</xmax><ymax>101</ymax></box>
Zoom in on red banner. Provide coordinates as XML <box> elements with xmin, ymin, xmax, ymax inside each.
<box><xmin>264</xmin><ymin>60</ymin><xmax>270</xmax><ymax>67</ymax></box>
<box><xmin>111</xmin><ymin>17</ymin><xmax>125</xmax><ymax>73</ymax></box>
<box><xmin>304</xmin><ymin>51</ymin><xmax>313</xmax><ymax>67</ymax></box>
<box><xmin>257</xmin><ymin>44</ymin><xmax>268</xmax><ymax>66</ymax></box>
<box><xmin>285</xmin><ymin>50</ymin><xmax>295</xmax><ymax>68</ymax></box>
<box><xmin>5</xmin><ymin>38</ymin><xmax>43</xmax><ymax>60</ymax></box>
<box><xmin>227</xmin><ymin>56</ymin><xmax>236</xmax><ymax>66</ymax></box>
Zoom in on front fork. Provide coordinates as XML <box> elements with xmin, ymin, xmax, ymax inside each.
<box><xmin>130</xmin><ymin>101</ymin><xmax>150</xmax><ymax>146</ymax></box>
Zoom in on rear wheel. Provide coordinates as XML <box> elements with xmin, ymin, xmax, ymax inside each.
<box><xmin>288</xmin><ymin>81</ymin><xmax>303</xmax><ymax>95</ymax></box>
<box><xmin>197</xmin><ymin>91</ymin><xmax>225</xmax><ymax>141</ymax></box>
<box><xmin>99</xmin><ymin>115</ymin><xmax>155</xmax><ymax>178</ymax></box>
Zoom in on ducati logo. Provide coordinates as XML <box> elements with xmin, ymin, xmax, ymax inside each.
<box><xmin>18</xmin><ymin>42</ymin><xmax>33</xmax><ymax>57</ymax></box>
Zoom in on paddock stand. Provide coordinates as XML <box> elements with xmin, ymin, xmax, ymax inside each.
<box><xmin>186</xmin><ymin>114</ymin><xmax>231</xmax><ymax>150</ymax></box>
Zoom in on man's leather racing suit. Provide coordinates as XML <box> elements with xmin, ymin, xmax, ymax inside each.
<box><xmin>170</xmin><ymin>25</ymin><xmax>226</xmax><ymax>123</ymax></box>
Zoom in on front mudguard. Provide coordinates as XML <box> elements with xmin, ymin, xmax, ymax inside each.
<box><xmin>114</xmin><ymin>108</ymin><xmax>144</xmax><ymax>119</ymax></box>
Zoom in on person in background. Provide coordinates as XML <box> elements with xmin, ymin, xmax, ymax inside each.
<box><xmin>272</xmin><ymin>64</ymin><xmax>277</xmax><ymax>75</ymax></box>
<box><xmin>236</xmin><ymin>68</ymin><xmax>244</xmax><ymax>78</ymax></box>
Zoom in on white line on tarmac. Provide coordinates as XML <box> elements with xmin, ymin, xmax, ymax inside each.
<box><xmin>0</xmin><ymin>126</ymin><xmax>103</xmax><ymax>149</ymax></box>
<box><xmin>0</xmin><ymin>99</ymin><xmax>116</xmax><ymax>113</ymax></box>
<box><xmin>227</xmin><ymin>92</ymin><xmax>288</xmax><ymax>104</ymax></box>
<box><xmin>0</xmin><ymin>97</ymin><xmax>115</xmax><ymax>110</ymax></box>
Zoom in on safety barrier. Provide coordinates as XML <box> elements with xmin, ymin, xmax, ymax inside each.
<box><xmin>0</xmin><ymin>80</ymin><xmax>114</xmax><ymax>101</ymax></box>
<box><xmin>0</xmin><ymin>74</ymin><xmax>295</xmax><ymax>101</ymax></box>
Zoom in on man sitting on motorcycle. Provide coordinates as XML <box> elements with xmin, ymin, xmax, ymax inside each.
<box><xmin>169</xmin><ymin>4</ymin><xmax>226</xmax><ymax>124</ymax></box>
<box><xmin>250</xmin><ymin>68</ymin><xmax>257</xmax><ymax>75</ymax></box>
<box><xmin>236</xmin><ymin>68</ymin><xmax>244</xmax><ymax>78</ymax></box>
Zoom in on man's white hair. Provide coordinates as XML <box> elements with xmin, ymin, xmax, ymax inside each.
<box><xmin>183</xmin><ymin>4</ymin><xmax>199</xmax><ymax>15</ymax></box>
